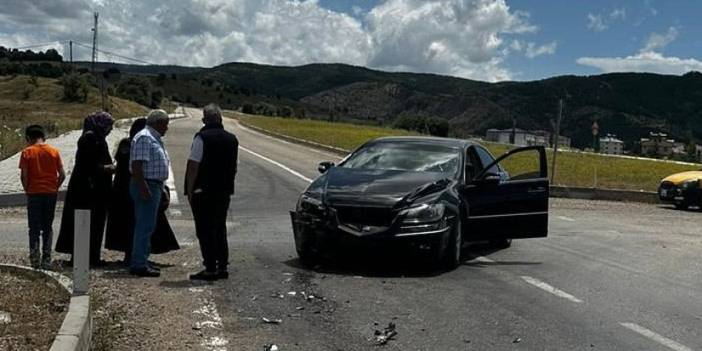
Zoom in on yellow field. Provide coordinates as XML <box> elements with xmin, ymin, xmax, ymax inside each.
<box><xmin>233</xmin><ymin>114</ymin><xmax>700</xmax><ymax>192</ymax></box>
<box><xmin>0</xmin><ymin>75</ymin><xmax>148</xmax><ymax>159</ymax></box>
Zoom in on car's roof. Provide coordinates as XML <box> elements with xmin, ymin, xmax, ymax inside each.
<box><xmin>369</xmin><ymin>136</ymin><xmax>478</xmax><ymax>148</ymax></box>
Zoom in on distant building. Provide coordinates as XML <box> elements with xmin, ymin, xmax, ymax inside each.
<box><xmin>485</xmin><ymin>128</ymin><xmax>570</xmax><ymax>148</ymax></box>
<box><xmin>640</xmin><ymin>132</ymin><xmax>675</xmax><ymax>157</ymax></box>
<box><xmin>599</xmin><ymin>134</ymin><xmax>624</xmax><ymax>155</ymax></box>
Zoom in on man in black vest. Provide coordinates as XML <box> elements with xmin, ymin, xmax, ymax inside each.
<box><xmin>185</xmin><ymin>103</ymin><xmax>239</xmax><ymax>281</ymax></box>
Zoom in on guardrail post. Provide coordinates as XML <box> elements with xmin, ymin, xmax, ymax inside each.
<box><xmin>73</xmin><ymin>209</ymin><xmax>90</xmax><ymax>295</ymax></box>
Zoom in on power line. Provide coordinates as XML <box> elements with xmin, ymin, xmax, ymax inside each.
<box><xmin>72</xmin><ymin>41</ymin><xmax>156</xmax><ymax>65</ymax></box>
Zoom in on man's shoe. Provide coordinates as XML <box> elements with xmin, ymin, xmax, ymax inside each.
<box><xmin>130</xmin><ymin>267</ymin><xmax>161</xmax><ymax>277</ymax></box>
<box><xmin>189</xmin><ymin>270</ymin><xmax>218</xmax><ymax>281</ymax></box>
<box><xmin>217</xmin><ymin>270</ymin><xmax>229</xmax><ymax>279</ymax></box>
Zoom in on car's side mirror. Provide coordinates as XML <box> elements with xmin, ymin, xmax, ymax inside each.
<box><xmin>473</xmin><ymin>172</ymin><xmax>501</xmax><ymax>187</ymax></box>
<box><xmin>318</xmin><ymin>161</ymin><xmax>335</xmax><ymax>174</ymax></box>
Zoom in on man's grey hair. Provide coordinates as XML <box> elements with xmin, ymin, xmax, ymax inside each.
<box><xmin>146</xmin><ymin>109</ymin><xmax>169</xmax><ymax>126</ymax></box>
<box><xmin>203</xmin><ymin>103</ymin><xmax>223</xmax><ymax>123</ymax></box>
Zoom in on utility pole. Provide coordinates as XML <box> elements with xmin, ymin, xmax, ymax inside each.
<box><xmin>91</xmin><ymin>12</ymin><xmax>99</xmax><ymax>74</ymax></box>
<box><xmin>69</xmin><ymin>40</ymin><xmax>73</xmax><ymax>69</ymax></box>
<box><xmin>550</xmin><ymin>99</ymin><xmax>563</xmax><ymax>183</ymax></box>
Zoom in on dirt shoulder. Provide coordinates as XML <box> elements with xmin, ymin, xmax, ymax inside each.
<box><xmin>0</xmin><ymin>265</ymin><xmax>69</xmax><ymax>351</ymax></box>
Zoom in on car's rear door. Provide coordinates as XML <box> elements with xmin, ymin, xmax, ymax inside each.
<box><xmin>462</xmin><ymin>145</ymin><xmax>549</xmax><ymax>240</ymax></box>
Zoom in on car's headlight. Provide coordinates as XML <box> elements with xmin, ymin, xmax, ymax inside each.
<box><xmin>401</xmin><ymin>203</ymin><xmax>445</xmax><ymax>223</ymax></box>
<box><xmin>297</xmin><ymin>193</ymin><xmax>323</xmax><ymax>211</ymax></box>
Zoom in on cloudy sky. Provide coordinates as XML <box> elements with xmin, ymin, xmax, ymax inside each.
<box><xmin>1</xmin><ymin>0</ymin><xmax>701</xmax><ymax>82</ymax></box>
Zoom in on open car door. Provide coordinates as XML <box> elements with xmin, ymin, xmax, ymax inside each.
<box><xmin>463</xmin><ymin>146</ymin><xmax>549</xmax><ymax>240</ymax></box>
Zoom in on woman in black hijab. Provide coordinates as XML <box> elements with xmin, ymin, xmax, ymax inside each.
<box><xmin>104</xmin><ymin>118</ymin><xmax>179</xmax><ymax>265</ymax></box>
<box><xmin>56</xmin><ymin>111</ymin><xmax>115</xmax><ymax>266</ymax></box>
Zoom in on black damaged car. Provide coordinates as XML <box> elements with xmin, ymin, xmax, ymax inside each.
<box><xmin>290</xmin><ymin>137</ymin><xmax>549</xmax><ymax>270</ymax></box>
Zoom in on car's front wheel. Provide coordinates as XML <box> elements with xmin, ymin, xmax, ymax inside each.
<box><xmin>490</xmin><ymin>238</ymin><xmax>512</xmax><ymax>249</ymax></box>
<box><xmin>297</xmin><ymin>245</ymin><xmax>320</xmax><ymax>267</ymax></box>
<box><xmin>674</xmin><ymin>201</ymin><xmax>689</xmax><ymax>210</ymax></box>
<box><xmin>441</xmin><ymin>219</ymin><xmax>462</xmax><ymax>270</ymax></box>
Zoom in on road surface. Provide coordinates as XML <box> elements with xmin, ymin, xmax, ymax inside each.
<box><xmin>1</xmin><ymin>107</ymin><xmax>700</xmax><ymax>350</ymax></box>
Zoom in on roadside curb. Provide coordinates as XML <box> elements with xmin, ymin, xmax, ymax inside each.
<box><xmin>550</xmin><ymin>185</ymin><xmax>659</xmax><ymax>204</ymax></box>
<box><xmin>237</xmin><ymin>119</ymin><xmax>350</xmax><ymax>156</ymax></box>
<box><xmin>0</xmin><ymin>264</ymin><xmax>91</xmax><ymax>351</ymax></box>
<box><xmin>237</xmin><ymin>119</ymin><xmax>661</xmax><ymax>204</ymax></box>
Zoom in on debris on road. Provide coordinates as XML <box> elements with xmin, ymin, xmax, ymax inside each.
<box><xmin>263</xmin><ymin>344</ymin><xmax>279</xmax><ymax>351</ymax></box>
<box><xmin>373</xmin><ymin>322</ymin><xmax>397</xmax><ymax>345</ymax></box>
<box><xmin>0</xmin><ymin>311</ymin><xmax>11</xmax><ymax>324</ymax></box>
<box><xmin>262</xmin><ymin>317</ymin><xmax>282</xmax><ymax>324</ymax></box>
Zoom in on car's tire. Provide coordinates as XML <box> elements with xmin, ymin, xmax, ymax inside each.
<box><xmin>441</xmin><ymin>218</ymin><xmax>462</xmax><ymax>270</ymax></box>
<box><xmin>297</xmin><ymin>246</ymin><xmax>319</xmax><ymax>267</ymax></box>
<box><xmin>674</xmin><ymin>202</ymin><xmax>689</xmax><ymax>210</ymax></box>
<box><xmin>490</xmin><ymin>238</ymin><xmax>512</xmax><ymax>249</ymax></box>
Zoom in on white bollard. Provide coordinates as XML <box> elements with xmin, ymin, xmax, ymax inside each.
<box><xmin>73</xmin><ymin>209</ymin><xmax>90</xmax><ymax>295</ymax></box>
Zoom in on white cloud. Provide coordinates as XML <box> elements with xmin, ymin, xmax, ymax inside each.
<box><xmin>525</xmin><ymin>41</ymin><xmax>557</xmax><ymax>58</ymax></box>
<box><xmin>587</xmin><ymin>13</ymin><xmax>607</xmax><ymax>32</ymax></box>
<box><xmin>587</xmin><ymin>7</ymin><xmax>627</xmax><ymax>32</ymax></box>
<box><xmin>577</xmin><ymin>27</ymin><xmax>701</xmax><ymax>75</ymax></box>
<box><xmin>609</xmin><ymin>8</ymin><xmax>626</xmax><ymax>20</ymax></box>
<box><xmin>352</xmin><ymin>5</ymin><xmax>364</xmax><ymax>16</ymax></box>
<box><xmin>0</xmin><ymin>0</ymin><xmax>548</xmax><ymax>82</ymax></box>
<box><xmin>641</xmin><ymin>26</ymin><xmax>678</xmax><ymax>53</ymax></box>
<box><xmin>366</xmin><ymin>0</ymin><xmax>537</xmax><ymax>81</ymax></box>
<box><xmin>577</xmin><ymin>52</ymin><xmax>702</xmax><ymax>75</ymax></box>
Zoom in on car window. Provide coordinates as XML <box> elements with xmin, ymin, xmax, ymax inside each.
<box><xmin>465</xmin><ymin>148</ymin><xmax>481</xmax><ymax>181</ymax></box>
<box><xmin>341</xmin><ymin>142</ymin><xmax>461</xmax><ymax>176</ymax></box>
<box><xmin>474</xmin><ymin>146</ymin><xmax>500</xmax><ymax>174</ymax></box>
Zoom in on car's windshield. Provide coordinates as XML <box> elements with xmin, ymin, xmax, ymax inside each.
<box><xmin>341</xmin><ymin>142</ymin><xmax>461</xmax><ymax>175</ymax></box>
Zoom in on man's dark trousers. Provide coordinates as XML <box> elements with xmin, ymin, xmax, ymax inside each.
<box><xmin>191</xmin><ymin>192</ymin><xmax>230</xmax><ymax>272</ymax></box>
<box><xmin>27</xmin><ymin>194</ymin><xmax>58</xmax><ymax>266</ymax></box>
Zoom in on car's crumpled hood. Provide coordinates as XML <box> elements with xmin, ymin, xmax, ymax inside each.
<box><xmin>320</xmin><ymin>167</ymin><xmax>451</xmax><ymax>206</ymax></box>
<box><xmin>662</xmin><ymin>171</ymin><xmax>702</xmax><ymax>185</ymax></box>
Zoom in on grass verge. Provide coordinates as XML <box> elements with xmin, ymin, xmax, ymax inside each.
<box><xmin>0</xmin><ymin>75</ymin><xmax>149</xmax><ymax>160</ymax></box>
<box><xmin>232</xmin><ymin>113</ymin><xmax>700</xmax><ymax>192</ymax></box>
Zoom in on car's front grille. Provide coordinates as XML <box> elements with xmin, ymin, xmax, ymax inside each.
<box><xmin>334</xmin><ymin>206</ymin><xmax>394</xmax><ymax>227</ymax></box>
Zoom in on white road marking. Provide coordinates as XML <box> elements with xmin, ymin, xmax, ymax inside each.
<box><xmin>240</xmin><ymin>145</ymin><xmax>313</xmax><ymax>183</ymax></box>
<box><xmin>166</xmin><ymin>163</ymin><xmax>180</xmax><ymax>205</ymax></box>
<box><xmin>620</xmin><ymin>323</ymin><xmax>693</xmax><ymax>351</ymax></box>
<box><xmin>556</xmin><ymin>216</ymin><xmax>575</xmax><ymax>222</ymax></box>
<box><xmin>521</xmin><ymin>276</ymin><xmax>584</xmax><ymax>304</ymax></box>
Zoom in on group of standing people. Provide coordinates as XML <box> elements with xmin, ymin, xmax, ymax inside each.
<box><xmin>19</xmin><ymin>104</ymin><xmax>238</xmax><ymax>281</ymax></box>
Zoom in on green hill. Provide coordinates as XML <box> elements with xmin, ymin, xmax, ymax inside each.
<box><xmin>73</xmin><ymin>61</ymin><xmax>702</xmax><ymax>151</ymax></box>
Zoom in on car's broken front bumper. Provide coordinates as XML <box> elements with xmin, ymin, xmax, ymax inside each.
<box><xmin>290</xmin><ymin>208</ymin><xmax>453</xmax><ymax>259</ymax></box>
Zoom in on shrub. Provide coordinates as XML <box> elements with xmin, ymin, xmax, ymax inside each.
<box><xmin>242</xmin><ymin>103</ymin><xmax>254</xmax><ymax>114</ymax></box>
<box><xmin>60</xmin><ymin>73</ymin><xmax>89</xmax><ymax>102</ymax></box>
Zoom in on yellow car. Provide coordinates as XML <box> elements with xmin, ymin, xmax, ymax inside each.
<box><xmin>658</xmin><ymin>171</ymin><xmax>702</xmax><ymax>210</ymax></box>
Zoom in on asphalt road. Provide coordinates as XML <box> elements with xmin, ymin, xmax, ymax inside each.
<box><xmin>2</xmin><ymin>108</ymin><xmax>701</xmax><ymax>350</ymax></box>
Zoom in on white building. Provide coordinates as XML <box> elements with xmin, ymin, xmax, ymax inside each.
<box><xmin>599</xmin><ymin>135</ymin><xmax>624</xmax><ymax>155</ymax></box>
<box><xmin>485</xmin><ymin>129</ymin><xmax>569</xmax><ymax>148</ymax></box>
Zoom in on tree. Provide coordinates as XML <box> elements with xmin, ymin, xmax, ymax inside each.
<box><xmin>242</xmin><ymin>103</ymin><xmax>254</xmax><ymax>114</ymax></box>
<box><xmin>60</xmin><ymin>73</ymin><xmax>89</xmax><ymax>102</ymax></box>
<box><xmin>116</xmin><ymin>76</ymin><xmax>153</xmax><ymax>107</ymax></box>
